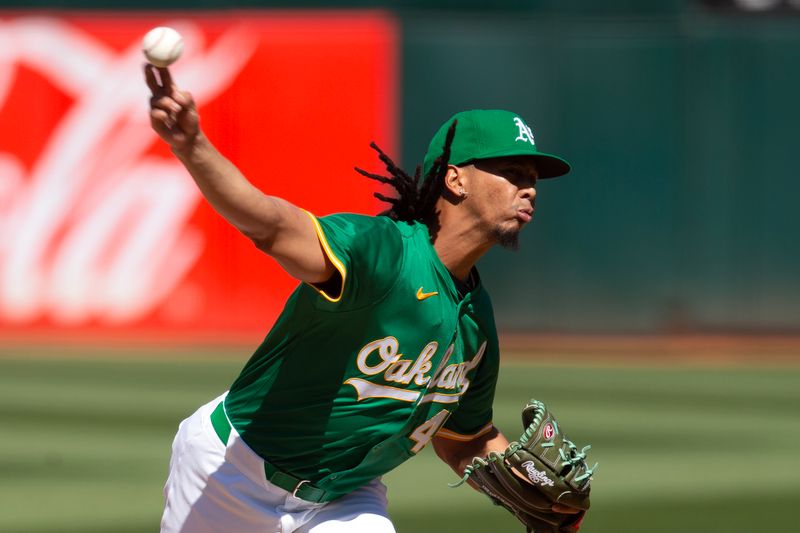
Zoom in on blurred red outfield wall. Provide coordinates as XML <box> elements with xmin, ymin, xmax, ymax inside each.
<box><xmin>0</xmin><ymin>12</ymin><xmax>396</xmax><ymax>342</ymax></box>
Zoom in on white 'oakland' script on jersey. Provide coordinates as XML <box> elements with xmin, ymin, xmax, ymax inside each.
<box><xmin>0</xmin><ymin>18</ymin><xmax>256</xmax><ymax>324</ymax></box>
<box><xmin>346</xmin><ymin>338</ymin><xmax>487</xmax><ymax>404</ymax></box>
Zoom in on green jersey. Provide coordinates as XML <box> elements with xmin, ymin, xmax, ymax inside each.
<box><xmin>225</xmin><ymin>212</ymin><xmax>500</xmax><ymax>497</ymax></box>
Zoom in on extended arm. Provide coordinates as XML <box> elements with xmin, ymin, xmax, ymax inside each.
<box><xmin>145</xmin><ymin>64</ymin><xmax>334</xmax><ymax>284</ymax></box>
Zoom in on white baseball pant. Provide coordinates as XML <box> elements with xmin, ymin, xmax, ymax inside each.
<box><xmin>161</xmin><ymin>393</ymin><xmax>396</xmax><ymax>533</ymax></box>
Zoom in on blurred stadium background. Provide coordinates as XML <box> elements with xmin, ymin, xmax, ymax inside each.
<box><xmin>1</xmin><ymin>1</ymin><xmax>798</xmax><ymax>532</ymax></box>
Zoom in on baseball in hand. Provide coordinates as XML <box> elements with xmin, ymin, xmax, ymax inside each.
<box><xmin>142</xmin><ymin>27</ymin><xmax>184</xmax><ymax>68</ymax></box>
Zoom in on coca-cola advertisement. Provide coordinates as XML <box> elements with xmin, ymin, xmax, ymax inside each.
<box><xmin>0</xmin><ymin>12</ymin><xmax>397</xmax><ymax>342</ymax></box>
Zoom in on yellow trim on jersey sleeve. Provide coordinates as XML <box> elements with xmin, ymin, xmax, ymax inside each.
<box><xmin>435</xmin><ymin>422</ymin><xmax>494</xmax><ymax>442</ymax></box>
<box><xmin>303</xmin><ymin>210</ymin><xmax>347</xmax><ymax>303</ymax></box>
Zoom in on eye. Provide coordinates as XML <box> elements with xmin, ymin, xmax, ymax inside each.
<box><xmin>503</xmin><ymin>167</ymin><xmax>534</xmax><ymax>186</ymax></box>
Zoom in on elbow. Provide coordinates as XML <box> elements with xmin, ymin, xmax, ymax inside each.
<box><xmin>250</xmin><ymin>235</ymin><xmax>273</xmax><ymax>253</ymax></box>
<box><xmin>234</xmin><ymin>197</ymin><xmax>283</xmax><ymax>252</ymax></box>
<box><xmin>241</xmin><ymin>227</ymin><xmax>275</xmax><ymax>253</ymax></box>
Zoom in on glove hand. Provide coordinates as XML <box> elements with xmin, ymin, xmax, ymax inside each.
<box><xmin>452</xmin><ymin>399</ymin><xmax>597</xmax><ymax>533</ymax></box>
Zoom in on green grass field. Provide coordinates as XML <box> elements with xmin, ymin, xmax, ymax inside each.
<box><xmin>0</xmin><ymin>348</ymin><xmax>798</xmax><ymax>532</ymax></box>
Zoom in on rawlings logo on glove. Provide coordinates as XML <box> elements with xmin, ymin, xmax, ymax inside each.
<box><xmin>521</xmin><ymin>461</ymin><xmax>554</xmax><ymax>487</ymax></box>
<box><xmin>450</xmin><ymin>399</ymin><xmax>597</xmax><ymax>533</ymax></box>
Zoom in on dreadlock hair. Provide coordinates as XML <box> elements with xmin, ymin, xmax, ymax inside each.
<box><xmin>354</xmin><ymin>121</ymin><xmax>458</xmax><ymax>242</ymax></box>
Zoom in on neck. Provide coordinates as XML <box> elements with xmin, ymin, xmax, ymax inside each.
<box><xmin>431</xmin><ymin>205</ymin><xmax>493</xmax><ymax>282</ymax></box>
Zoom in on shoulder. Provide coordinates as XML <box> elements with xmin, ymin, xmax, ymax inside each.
<box><xmin>313</xmin><ymin>212</ymin><xmax>409</xmax><ymax>277</ymax></box>
<box><xmin>316</xmin><ymin>213</ymin><xmax>424</xmax><ymax>251</ymax></box>
<box><xmin>317</xmin><ymin>213</ymin><xmax>400</xmax><ymax>240</ymax></box>
<box><xmin>318</xmin><ymin>212</ymin><xmax>392</xmax><ymax>229</ymax></box>
<box><xmin>308</xmin><ymin>214</ymin><xmax>415</xmax><ymax>307</ymax></box>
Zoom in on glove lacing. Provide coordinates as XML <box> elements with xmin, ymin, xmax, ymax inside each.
<box><xmin>450</xmin><ymin>399</ymin><xmax>598</xmax><ymax>488</ymax></box>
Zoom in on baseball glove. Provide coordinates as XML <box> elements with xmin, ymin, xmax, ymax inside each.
<box><xmin>451</xmin><ymin>399</ymin><xmax>597</xmax><ymax>533</ymax></box>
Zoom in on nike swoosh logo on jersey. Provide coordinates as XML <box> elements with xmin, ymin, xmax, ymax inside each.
<box><xmin>416</xmin><ymin>287</ymin><xmax>438</xmax><ymax>300</ymax></box>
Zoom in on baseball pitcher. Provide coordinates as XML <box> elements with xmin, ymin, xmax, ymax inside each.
<box><xmin>146</xmin><ymin>63</ymin><xmax>593</xmax><ymax>533</ymax></box>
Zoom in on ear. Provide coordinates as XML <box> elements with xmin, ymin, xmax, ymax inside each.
<box><xmin>443</xmin><ymin>165</ymin><xmax>466</xmax><ymax>198</ymax></box>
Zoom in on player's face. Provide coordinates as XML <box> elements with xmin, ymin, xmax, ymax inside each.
<box><xmin>463</xmin><ymin>156</ymin><xmax>538</xmax><ymax>250</ymax></box>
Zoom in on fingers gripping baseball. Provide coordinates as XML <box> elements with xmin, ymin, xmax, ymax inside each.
<box><xmin>144</xmin><ymin>64</ymin><xmax>199</xmax><ymax>152</ymax></box>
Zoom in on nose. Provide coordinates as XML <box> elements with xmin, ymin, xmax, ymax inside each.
<box><xmin>519</xmin><ymin>183</ymin><xmax>536</xmax><ymax>201</ymax></box>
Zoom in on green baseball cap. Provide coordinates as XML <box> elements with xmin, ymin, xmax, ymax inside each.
<box><xmin>422</xmin><ymin>109</ymin><xmax>571</xmax><ymax>179</ymax></box>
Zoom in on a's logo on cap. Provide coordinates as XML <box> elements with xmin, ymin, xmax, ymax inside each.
<box><xmin>514</xmin><ymin>117</ymin><xmax>535</xmax><ymax>146</ymax></box>
<box><xmin>543</xmin><ymin>422</ymin><xmax>555</xmax><ymax>440</ymax></box>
